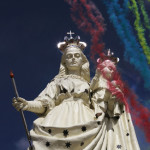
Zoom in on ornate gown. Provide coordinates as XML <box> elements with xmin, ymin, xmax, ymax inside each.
<box><xmin>29</xmin><ymin>75</ymin><xmax>140</xmax><ymax>150</ymax></box>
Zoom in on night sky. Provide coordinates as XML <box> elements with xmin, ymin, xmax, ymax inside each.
<box><xmin>1</xmin><ymin>0</ymin><xmax>150</xmax><ymax>149</ymax></box>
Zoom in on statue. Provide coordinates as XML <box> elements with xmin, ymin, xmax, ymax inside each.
<box><xmin>12</xmin><ymin>32</ymin><xmax>140</xmax><ymax>150</ymax></box>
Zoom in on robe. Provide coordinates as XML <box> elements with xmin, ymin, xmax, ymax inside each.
<box><xmin>28</xmin><ymin>74</ymin><xmax>140</xmax><ymax>150</ymax></box>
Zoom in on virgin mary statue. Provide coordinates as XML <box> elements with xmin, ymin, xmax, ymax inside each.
<box><xmin>12</xmin><ymin>33</ymin><xmax>140</xmax><ymax>150</ymax></box>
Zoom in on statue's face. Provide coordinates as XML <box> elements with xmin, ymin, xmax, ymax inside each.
<box><xmin>65</xmin><ymin>47</ymin><xmax>83</xmax><ymax>71</ymax></box>
<box><xmin>101</xmin><ymin>66</ymin><xmax>114</xmax><ymax>80</ymax></box>
<box><xmin>100</xmin><ymin>60</ymin><xmax>116</xmax><ymax>80</ymax></box>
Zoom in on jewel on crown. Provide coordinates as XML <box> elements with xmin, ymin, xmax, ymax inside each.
<box><xmin>57</xmin><ymin>31</ymin><xmax>87</xmax><ymax>53</ymax></box>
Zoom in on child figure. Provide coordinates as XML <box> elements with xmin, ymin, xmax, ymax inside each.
<box><xmin>90</xmin><ymin>54</ymin><xmax>139</xmax><ymax>150</ymax></box>
<box><xmin>91</xmin><ymin>56</ymin><xmax>124</xmax><ymax>120</ymax></box>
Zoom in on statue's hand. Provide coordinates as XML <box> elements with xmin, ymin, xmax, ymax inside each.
<box><xmin>111</xmin><ymin>90</ymin><xmax>124</xmax><ymax>103</ymax></box>
<box><xmin>12</xmin><ymin>97</ymin><xmax>28</xmax><ymax>111</ymax></box>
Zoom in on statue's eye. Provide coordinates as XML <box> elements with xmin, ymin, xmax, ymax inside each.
<box><xmin>74</xmin><ymin>53</ymin><xmax>80</xmax><ymax>58</ymax></box>
<box><xmin>66</xmin><ymin>54</ymin><xmax>72</xmax><ymax>59</ymax></box>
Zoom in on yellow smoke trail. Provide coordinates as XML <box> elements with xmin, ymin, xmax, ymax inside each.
<box><xmin>138</xmin><ymin>0</ymin><xmax>150</xmax><ymax>35</ymax></box>
<box><xmin>129</xmin><ymin>0</ymin><xmax>150</xmax><ymax>64</ymax></box>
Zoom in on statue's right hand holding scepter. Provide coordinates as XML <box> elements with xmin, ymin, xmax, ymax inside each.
<box><xmin>12</xmin><ymin>97</ymin><xmax>28</xmax><ymax>111</ymax></box>
<box><xmin>12</xmin><ymin>97</ymin><xmax>46</xmax><ymax>114</ymax></box>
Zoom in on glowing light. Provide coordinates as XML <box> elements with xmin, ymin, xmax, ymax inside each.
<box><xmin>57</xmin><ymin>42</ymin><xmax>65</xmax><ymax>49</ymax></box>
<box><xmin>80</xmin><ymin>42</ymin><xmax>87</xmax><ymax>47</ymax></box>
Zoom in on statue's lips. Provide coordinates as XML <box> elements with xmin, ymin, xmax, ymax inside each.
<box><xmin>71</xmin><ymin>61</ymin><xmax>77</xmax><ymax>64</ymax></box>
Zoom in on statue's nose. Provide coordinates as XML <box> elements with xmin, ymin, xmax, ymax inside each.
<box><xmin>72</xmin><ymin>55</ymin><xmax>75</xmax><ymax>60</ymax></box>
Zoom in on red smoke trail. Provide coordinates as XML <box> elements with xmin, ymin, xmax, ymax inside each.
<box><xmin>119</xmin><ymin>80</ymin><xmax>150</xmax><ymax>142</ymax></box>
<box><xmin>97</xmin><ymin>58</ymin><xmax>129</xmax><ymax>111</ymax></box>
<box><xmin>110</xmin><ymin>74</ymin><xmax>150</xmax><ymax>143</ymax></box>
<box><xmin>124</xmin><ymin>86</ymin><xmax>150</xmax><ymax>142</ymax></box>
<box><xmin>65</xmin><ymin>0</ymin><xmax>150</xmax><ymax>143</ymax></box>
<box><xmin>97</xmin><ymin>57</ymin><xmax>150</xmax><ymax>142</ymax></box>
<box><xmin>65</xmin><ymin>0</ymin><xmax>105</xmax><ymax>62</ymax></box>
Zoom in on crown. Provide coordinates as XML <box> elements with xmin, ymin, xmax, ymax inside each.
<box><xmin>98</xmin><ymin>49</ymin><xmax>120</xmax><ymax>64</ymax></box>
<box><xmin>57</xmin><ymin>31</ymin><xmax>87</xmax><ymax>53</ymax></box>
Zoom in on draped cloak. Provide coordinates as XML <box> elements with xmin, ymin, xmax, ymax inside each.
<box><xmin>28</xmin><ymin>75</ymin><xmax>140</xmax><ymax>150</ymax></box>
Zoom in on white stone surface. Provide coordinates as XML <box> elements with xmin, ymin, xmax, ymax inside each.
<box><xmin>12</xmin><ymin>46</ymin><xmax>140</xmax><ymax>150</ymax></box>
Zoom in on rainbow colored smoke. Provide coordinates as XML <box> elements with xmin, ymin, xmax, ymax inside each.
<box><xmin>65</xmin><ymin>0</ymin><xmax>150</xmax><ymax>143</ymax></box>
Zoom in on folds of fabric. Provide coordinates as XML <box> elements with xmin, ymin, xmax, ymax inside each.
<box><xmin>27</xmin><ymin>75</ymin><xmax>140</xmax><ymax>150</ymax></box>
<box><xmin>29</xmin><ymin>111</ymin><xmax>140</xmax><ymax>150</ymax></box>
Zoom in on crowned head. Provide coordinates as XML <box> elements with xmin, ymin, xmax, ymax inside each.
<box><xmin>57</xmin><ymin>31</ymin><xmax>87</xmax><ymax>53</ymax></box>
<box><xmin>56</xmin><ymin>31</ymin><xmax>90</xmax><ymax>82</ymax></box>
<box><xmin>97</xmin><ymin>49</ymin><xmax>119</xmax><ymax>81</ymax></box>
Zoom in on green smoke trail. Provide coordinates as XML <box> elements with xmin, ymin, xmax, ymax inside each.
<box><xmin>138</xmin><ymin>0</ymin><xmax>150</xmax><ymax>36</ymax></box>
<box><xmin>129</xmin><ymin>0</ymin><xmax>150</xmax><ymax>64</ymax></box>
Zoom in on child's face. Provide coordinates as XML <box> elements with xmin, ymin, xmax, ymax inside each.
<box><xmin>99</xmin><ymin>60</ymin><xmax>116</xmax><ymax>80</ymax></box>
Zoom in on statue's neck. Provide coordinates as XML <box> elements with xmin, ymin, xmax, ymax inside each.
<box><xmin>68</xmin><ymin>70</ymin><xmax>81</xmax><ymax>76</ymax></box>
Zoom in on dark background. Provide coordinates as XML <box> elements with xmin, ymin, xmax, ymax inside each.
<box><xmin>0</xmin><ymin>0</ymin><xmax>150</xmax><ymax>149</ymax></box>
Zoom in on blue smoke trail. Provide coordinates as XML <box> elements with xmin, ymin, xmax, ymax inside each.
<box><xmin>112</xmin><ymin>0</ymin><xmax>143</xmax><ymax>53</ymax></box>
<box><xmin>103</xmin><ymin>2</ymin><xmax>150</xmax><ymax>141</ymax></box>
<box><xmin>102</xmin><ymin>0</ymin><xmax>150</xmax><ymax>89</ymax></box>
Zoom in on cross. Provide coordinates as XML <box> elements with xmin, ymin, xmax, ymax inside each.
<box><xmin>107</xmin><ymin>49</ymin><xmax>114</xmax><ymax>56</ymax></box>
<box><xmin>107</xmin><ymin>49</ymin><xmax>111</xmax><ymax>56</ymax></box>
<box><xmin>67</xmin><ymin>30</ymin><xmax>74</xmax><ymax>38</ymax></box>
